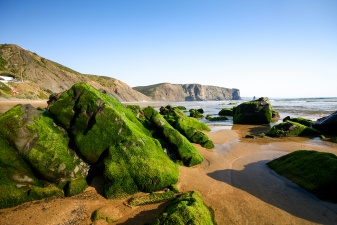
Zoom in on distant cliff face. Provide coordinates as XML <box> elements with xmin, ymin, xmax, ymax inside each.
<box><xmin>0</xmin><ymin>44</ymin><xmax>151</xmax><ymax>101</ymax></box>
<box><xmin>134</xmin><ymin>83</ymin><xmax>240</xmax><ymax>101</ymax></box>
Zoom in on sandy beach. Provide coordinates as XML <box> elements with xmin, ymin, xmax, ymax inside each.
<box><xmin>1</xmin><ymin>101</ymin><xmax>337</xmax><ymax>224</ymax></box>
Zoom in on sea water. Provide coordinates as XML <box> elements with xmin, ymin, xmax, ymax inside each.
<box><xmin>160</xmin><ymin>97</ymin><xmax>337</xmax><ymax>126</ymax></box>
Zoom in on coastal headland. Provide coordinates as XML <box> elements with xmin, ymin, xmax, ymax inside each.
<box><xmin>0</xmin><ymin>100</ymin><xmax>337</xmax><ymax>225</ymax></box>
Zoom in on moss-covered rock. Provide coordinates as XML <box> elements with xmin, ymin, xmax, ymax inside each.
<box><xmin>143</xmin><ymin>106</ymin><xmax>204</xmax><ymax>167</ymax></box>
<box><xmin>0</xmin><ymin>136</ymin><xmax>40</xmax><ymax>208</ymax></box>
<box><xmin>283</xmin><ymin>116</ymin><xmax>314</xmax><ymax>127</ymax></box>
<box><xmin>0</xmin><ymin>104</ymin><xmax>89</xmax><ymax>184</ymax></box>
<box><xmin>0</xmin><ymin>104</ymin><xmax>89</xmax><ymax>208</ymax></box>
<box><xmin>267</xmin><ymin>150</ymin><xmax>337</xmax><ymax>202</ymax></box>
<box><xmin>189</xmin><ymin>109</ymin><xmax>204</xmax><ymax>118</ymax></box>
<box><xmin>158</xmin><ymin>105</ymin><xmax>214</xmax><ymax>149</ymax></box>
<box><xmin>218</xmin><ymin>108</ymin><xmax>233</xmax><ymax>116</ymax></box>
<box><xmin>149</xmin><ymin>191</ymin><xmax>216</xmax><ymax>225</ymax></box>
<box><xmin>266</xmin><ymin>121</ymin><xmax>321</xmax><ymax>137</ymax></box>
<box><xmin>48</xmin><ymin>83</ymin><xmax>179</xmax><ymax>199</ymax></box>
<box><xmin>233</xmin><ymin>97</ymin><xmax>273</xmax><ymax>124</ymax></box>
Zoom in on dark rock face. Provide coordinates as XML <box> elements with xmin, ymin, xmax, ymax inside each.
<box><xmin>134</xmin><ymin>83</ymin><xmax>240</xmax><ymax>101</ymax></box>
<box><xmin>313</xmin><ymin>111</ymin><xmax>337</xmax><ymax>135</ymax></box>
<box><xmin>233</xmin><ymin>97</ymin><xmax>274</xmax><ymax>124</ymax></box>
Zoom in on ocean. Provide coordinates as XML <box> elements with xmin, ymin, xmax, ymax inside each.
<box><xmin>155</xmin><ymin>97</ymin><xmax>337</xmax><ymax>127</ymax></box>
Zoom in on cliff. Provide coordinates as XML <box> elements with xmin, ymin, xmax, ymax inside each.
<box><xmin>134</xmin><ymin>83</ymin><xmax>240</xmax><ymax>101</ymax></box>
<box><xmin>0</xmin><ymin>44</ymin><xmax>151</xmax><ymax>102</ymax></box>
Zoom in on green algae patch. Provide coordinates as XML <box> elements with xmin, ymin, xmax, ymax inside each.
<box><xmin>149</xmin><ymin>191</ymin><xmax>216</xmax><ymax>225</ymax></box>
<box><xmin>49</xmin><ymin>83</ymin><xmax>179</xmax><ymax>199</ymax></box>
<box><xmin>266</xmin><ymin>121</ymin><xmax>321</xmax><ymax>137</ymax></box>
<box><xmin>267</xmin><ymin>150</ymin><xmax>337</xmax><ymax>202</ymax></box>
<box><xmin>143</xmin><ymin>106</ymin><xmax>203</xmax><ymax>167</ymax></box>
<box><xmin>233</xmin><ymin>97</ymin><xmax>273</xmax><ymax>124</ymax></box>
<box><xmin>128</xmin><ymin>191</ymin><xmax>176</xmax><ymax>206</ymax></box>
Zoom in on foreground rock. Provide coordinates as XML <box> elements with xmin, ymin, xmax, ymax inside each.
<box><xmin>313</xmin><ymin>111</ymin><xmax>337</xmax><ymax>135</ymax></box>
<box><xmin>233</xmin><ymin>97</ymin><xmax>277</xmax><ymax>124</ymax></box>
<box><xmin>48</xmin><ymin>82</ymin><xmax>179</xmax><ymax>199</ymax></box>
<box><xmin>267</xmin><ymin>150</ymin><xmax>337</xmax><ymax>202</ymax></box>
<box><xmin>149</xmin><ymin>191</ymin><xmax>215</xmax><ymax>225</ymax></box>
<box><xmin>0</xmin><ymin>105</ymin><xmax>89</xmax><ymax>208</ymax></box>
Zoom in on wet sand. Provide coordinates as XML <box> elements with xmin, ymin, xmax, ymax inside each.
<box><xmin>0</xmin><ymin>102</ymin><xmax>337</xmax><ymax>224</ymax></box>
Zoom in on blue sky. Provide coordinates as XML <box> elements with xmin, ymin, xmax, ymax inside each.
<box><xmin>1</xmin><ymin>0</ymin><xmax>336</xmax><ymax>98</ymax></box>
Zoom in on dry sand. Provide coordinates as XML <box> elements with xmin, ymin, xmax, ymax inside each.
<box><xmin>0</xmin><ymin>101</ymin><xmax>337</xmax><ymax>224</ymax></box>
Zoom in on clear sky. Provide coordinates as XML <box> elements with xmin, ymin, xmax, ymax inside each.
<box><xmin>1</xmin><ymin>0</ymin><xmax>336</xmax><ymax>98</ymax></box>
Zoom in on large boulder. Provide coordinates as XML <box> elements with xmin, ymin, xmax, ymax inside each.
<box><xmin>266</xmin><ymin>121</ymin><xmax>321</xmax><ymax>137</ymax></box>
<box><xmin>233</xmin><ymin>97</ymin><xmax>274</xmax><ymax>124</ymax></box>
<box><xmin>0</xmin><ymin>105</ymin><xmax>88</xmax><ymax>208</ymax></box>
<box><xmin>313</xmin><ymin>111</ymin><xmax>337</xmax><ymax>135</ymax></box>
<box><xmin>48</xmin><ymin>82</ymin><xmax>179</xmax><ymax>199</ymax></box>
<box><xmin>149</xmin><ymin>191</ymin><xmax>216</xmax><ymax>225</ymax></box>
<box><xmin>143</xmin><ymin>106</ymin><xmax>204</xmax><ymax>166</ymax></box>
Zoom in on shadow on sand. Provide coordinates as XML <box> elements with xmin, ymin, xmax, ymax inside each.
<box><xmin>208</xmin><ymin>160</ymin><xmax>337</xmax><ymax>224</ymax></box>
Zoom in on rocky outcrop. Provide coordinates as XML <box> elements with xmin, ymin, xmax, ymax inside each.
<box><xmin>134</xmin><ymin>83</ymin><xmax>240</xmax><ymax>101</ymax></box>
<box><xmin>48</xmin><ymin>83</ymin><xmax>179</xmax><ymax>199</ymax></box>
<box><xmin>233</xmin><ymin>97</ymin><xmax>275</xmax><ymax>124</ymax></box>
<box><xmin>0</xmin><ymin>44</ymin><xmax>151</xmax><ymax>101</ymax></box>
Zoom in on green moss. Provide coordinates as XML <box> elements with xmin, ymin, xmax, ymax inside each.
<box><xmin>128</xmin><ymin>191</ymin><xmax>176</xmax><ymax>206</ymax></box>
<box><xmin>218</xmin><ymin>108</ymin><xmax>233</xmax><ymax>116</ymax></box>
<box><xmin>149</xmin><ymin>191</ymin><xmax>216</xmax><ymax>225</ymax></box>
<box><xmin>48</xmin><ymin>83</ymin><xmax>179</xmax><ymax>199</ymax></box>
<box><xmin>266</xmin><ymin>121</ymin><xmax>321</xmax><ymax>137</ymax></box>
<box><xmin>63</xmin><ymin>177</ymin><xmax>88</xmax><ymax>197</ymax></box>
<box><xmin>49</xmin><ymin>82</ymin><xmax>150</xmax><ymax>164</ymax></box>
<box><xmin>144</xmin><ymin>106</ymin><xmax>204</xmax><ymax>166</ymax></box>
<box><xmin>28</xmin><ymin>186</ymin><xmax>63</xmax><ymax>200</ymax></box>
<box><xmin>267</xmin><ymin>150</ymin><xmax>337</xmax><ymax>202</ymax></box>
<box><xmin>283</xmin><ymin>117</ymin><xmax>314</xmax><ymax>127</ymax></box>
